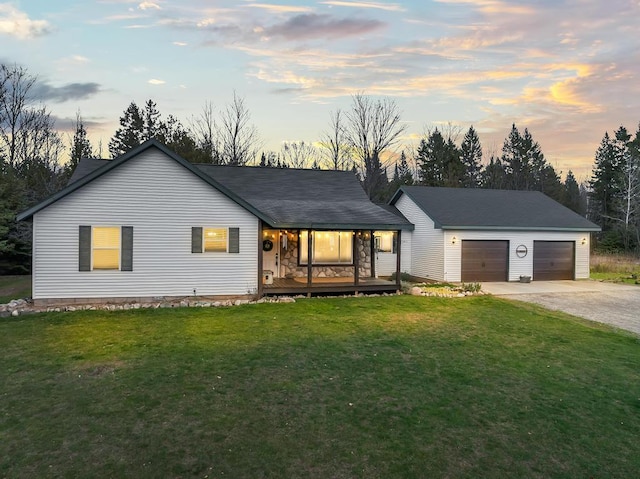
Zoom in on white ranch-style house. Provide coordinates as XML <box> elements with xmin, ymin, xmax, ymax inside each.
<box><xmin>18</xmin><ymin>140</ymin><xmax>600</xmax><ymax>304</ymax></box>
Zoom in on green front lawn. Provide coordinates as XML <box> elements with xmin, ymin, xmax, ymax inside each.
<box><xmin>0</xmin><ymin>275</ymin><xmax>31</xmax><ymax>303</ymax></box>
<box><xmin>591</xmin><ymin>253</ymin><xmax>640</xmax><ymax>284</ymax></box>
<box><xmin>1</xmin><ymin>295</ymin><xmax>639</xmax><ymax>478</ymax></box>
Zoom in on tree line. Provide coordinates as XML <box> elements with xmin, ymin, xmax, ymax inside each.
<box><xmin>1</xmin><ymin>64</ymin><xmax>638</xmax><ymax>273</ymax></box>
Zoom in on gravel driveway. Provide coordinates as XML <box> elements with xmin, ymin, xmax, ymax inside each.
<box><xmin>482</xmin><ymin>281</ymin><xmax>640</xmax><ymax>335</ymax></box>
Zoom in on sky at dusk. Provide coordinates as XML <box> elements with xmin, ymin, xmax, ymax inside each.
<box><xmin>1</xmin><ymin>0</ymin><xmax>639</xmax><ymax>179</ymax></box>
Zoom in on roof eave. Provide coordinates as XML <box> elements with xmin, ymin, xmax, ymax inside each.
<box><xmin>389</xmin><ymin>187</ymin><xmax>444</xmax><ymax>228</ymax></box>
<box><xmin>439</xmin><ymin>225</ymin><xmax>601</xmax><ymax>232</ymax></box>
<box><xmin>264</xmin><ymin>222</ymin><xmax>414</xmax><ymax>231</ymax></box>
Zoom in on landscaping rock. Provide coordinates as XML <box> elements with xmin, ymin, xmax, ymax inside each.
<box><xmin>410</xmin><ymin>286</ymin><xmax>423</xmax><ymax>296</ymax></box>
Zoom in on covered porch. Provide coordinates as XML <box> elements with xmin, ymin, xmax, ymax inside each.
<box><xmin>257</xmin><ymin>225</ymin><xmax>404</xmax><ymax>297</ymax></box>
<box><xmin>264</xmin><ymin>276</ymin><xmax>399</xmax><ymax>295</ymax></box>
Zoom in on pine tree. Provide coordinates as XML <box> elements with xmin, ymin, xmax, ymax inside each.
<box><xmin>63</xmin><ymin>112</ymin><xmax>94</xmax><ymax>183</ymax></box>
<box><xmin>108</xmin><ymin>102</ymin><xmax>144</xmax><ymax>158</ymax></box>
<box><xmin>386</xmin><ymin>151</ymin><xmax>413</xmax><ymax>199</ymax></box>
<box><xmin>562</xmin><ymin>170</ymin><xmax>583</xmax><ymax>214</ymax></box>
<box><xmin>417</xmin><ymin>131</ymin><xmax>445</xmax><ymax>186</ymax></box>
<box><xmin>480</xmin><ymin>156</ymin><xmax>506</xmax><ymax>189</ymax></box>
<box><xmin>460</xmin><ymin>125</ymin><xmax>482</xmax><ymax>187</ymax></box>
<box><xmin>590</xmin><ymin>131</ymin><xmax>621</xmax><ymax>232</ymax></box>
<box><xmin>417</xmin><ymin>129</ymin><xmax>463</xmax><ymax>187</ymax></box>
<box><xmin>143</xmin><ymin>99</ymin><xmax>161</xmax><ymax>141</ymax></box>
<box><xmin>500</xmin><ymin>124</ymin><xmax>561</xmax><ymax>198</ymax></box>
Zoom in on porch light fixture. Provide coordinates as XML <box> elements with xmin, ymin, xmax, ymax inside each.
<box><xmin>581</xmin><ymin>237</ymin><xmax>587</xmax><ymax>245</ymax></box>
<box><xmin>451</xmin><ymin>236</ymin><xmax>457</xmax><ymax>245</ymax></box>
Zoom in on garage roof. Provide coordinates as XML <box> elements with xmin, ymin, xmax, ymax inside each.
<box><xmin>390</xmin><ymin>186</ymin><xmax>600</xmax><ymax>232</ymax></box>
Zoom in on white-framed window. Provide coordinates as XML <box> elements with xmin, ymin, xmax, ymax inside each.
<box><xmin>204</xmin><ymin>227</ymin><xmax>228</xmax><ymax>252</ymax></box>
<box><xmin>299</xmin><ymin>230</ymin><xmax>353</xmax><ymax>265</ymax></box>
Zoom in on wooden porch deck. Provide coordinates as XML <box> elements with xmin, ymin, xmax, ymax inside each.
<box><xmin>263</xmin><ymin>277</ymin><xmax>399</xmax><ymax>296</ymax></box>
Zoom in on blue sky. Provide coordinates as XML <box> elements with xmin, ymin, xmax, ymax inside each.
<box><xmin>1</xmin><ymin>0</ymin><xmax>639</xmax><ymax>179</ymax></box>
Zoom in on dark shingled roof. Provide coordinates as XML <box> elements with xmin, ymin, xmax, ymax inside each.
<box><xmin>68</xmin><ymin>159</ymin><xmax>110</xmax><ymax>184</ymax></box>
<box><xmin>391</xmin><ymin>186</ymin><xmax>600</xmax><ymax>232</ymax></box>
<box><xmin>194</xmin><ymin>165</ymin><xmax>411</xmax><ymax>230</ymax></box>
<box><xmin>20</xmin><ymin>140</ymin><xmax>411</xmax><ymax>230</ymax></box>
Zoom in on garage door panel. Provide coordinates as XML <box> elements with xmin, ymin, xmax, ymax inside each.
<box><xmin>534</xmin><ymin>241</ymin><xmax>574</xmax><ymax>280</ymax></box>
<box><xmin>461</xmin><ymin>240</ymin><xmax>508</xmax><ymax>282</ymax></box>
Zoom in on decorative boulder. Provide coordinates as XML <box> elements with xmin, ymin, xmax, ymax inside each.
<box><xmin>410</xmin><ymin>286</ymin><xmax>423</xmax><ymax>296</ymax></box>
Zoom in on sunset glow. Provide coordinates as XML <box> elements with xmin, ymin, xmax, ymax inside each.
<box><xmin>1</xmin><ymin>0</ymin><xmax>638</xmax><ymax>178</ymax></box>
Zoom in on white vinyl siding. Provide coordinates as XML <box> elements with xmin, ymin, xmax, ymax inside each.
<box><xmin>396</xmin><ymin>191</ymin><xmax>591</xmax><ymax>283</ymax></box>
<box><xmin>395</xmin><ymin>194</ymin><xmax>444</xmax><ymax>280</ymax></box>
<box><xmin>443</xmin><ymin>230</ymin><xmax>590</xmax><ymax>282</ymax></box>
<box><xmin>32</xmin><ymin>149</ymin><xmax>259</xmax><ymax>299</ymax></box>
<box><xmin>374</xmin><ymin>231</ymin><xmax>411</xmax><ymax>277</ymax></box>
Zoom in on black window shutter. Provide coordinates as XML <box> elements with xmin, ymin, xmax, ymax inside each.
<box><xmin>392</xmin><ymin>232</ymin><xmax>398</xmax><ymax>254</ymax></box>
<box><xmin>229</xmin><ymin>227</ymin><xmax>240</xmax><ymax>253</ymax></box>
<box><xmin>79</xmin><ymin>226</ymin><xmax>91</xmax><ymax>271</ymax></box>
<box><xmin>192</xmin><ymin>227</ymin><xmax>203</xmax><ymax>253</ymax></box>
<box><xmin>121</xmin><ymin>226</ymin><xmax>133</xmax><ymax>271</ymax></box>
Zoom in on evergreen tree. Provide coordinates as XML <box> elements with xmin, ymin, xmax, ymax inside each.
<box><xmin>480</xmin><ymin>156</ymin><xmax>506</xmax><ymax>189</ymax></box>
<box><xmin>562</xmin><ymin>170</ymin><xmax>584</xmax><ymax>214</ymax></box>
<box><xmin>362</xmin><ymin>152</ymin><xmax>388</xmax><ymax>202</ymax></box>
<box><xmin>158</xmin><ymin>114</ymin><xmax>203</xmax><ymax>162</ymax></box>
<box><xmin>386</xmin><ymin>150</ymin><xmax>413</xmax><ymax>199</ymax></box>
<box><xmin>109</xmin><ymin>100</ymin><xmax>203</xmax><ymax>162</ymax></box>
<box><xmin>395</xmin><ymin>150</ymin><xmax>413</xmax><ymax>186</ymax></box>
<box><xmin>109</xmin><ymin>102</ymin><xmax>144</xmax><ymax>158</ymax></box>
<box><xmin>590</xmin><ymin>131</ymin><xmax>621</xmax><ymax>232</ymax></box>
<box><xmin>417</xmin><ymin>129</ymin><xmax>463</xmax><ymax>187</ymax></box>
<box><xmin>459</xmin><ymin>125</ymin><xmax>483</xmax><ymax>187</ymax></box>
<box><xmin>500</xmin><ymin>124</ymin><xmax>562</xmax><ymax>199</ymax></box>
<box><xmin>501</xmin><ymin>124</ymin><xmax>538</xmax><ymax>190</ymax></box>
<box><xmin>143</xmin><ymin>99</ymin><xmax>161</xmax><ymax>141</ymax></box>
<box><xmin>63</xmin><ymin>112</ymin><xmax>94</xmax><ymax>183</ymax></box>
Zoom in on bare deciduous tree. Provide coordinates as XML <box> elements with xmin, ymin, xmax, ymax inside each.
<box><xmin>190</xmin><ymin>101</ymin><xmax>223</xmax><ymax>164</ymax></box>
<box><xmin>345</xmin><ymin>93</ymin><xmax>407</xmax><ymax>200</ymax></box>
<box><xmin>219</xmin><ymin>92</ymin><xmax>262</xmax><ymax>166</ymax></box>
<box><xmin>319</xmin><ymin>109</ymin><xmax>352</xmax><ymax>171</ymax></box>
<box><xmin>280</xmin><ymin>140</ymin><xmax>318</xmax><ymax>169</ymax></box>
<box><xmin>0</xmin><ymin>64</ymin><xmax>37</xmax><ymax>167</ymax></box>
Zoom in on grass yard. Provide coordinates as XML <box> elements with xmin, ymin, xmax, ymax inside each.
<box><xmin>1</xmin><ymin>295</ymin><xmax>639</xmax><ymax>478</ymax></box>
<box><xmin>591</xmin><ymin>253</ymin><xmax>640</xmax><ymax>284</ymax></box>
<box><xmin>0</xmin><ymin>275</ymin><xmax>31</xmax><ymax>304</ymax></box>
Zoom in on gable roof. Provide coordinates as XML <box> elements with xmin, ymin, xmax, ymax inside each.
<box><xmin>67</xmin><ymin>158</ymin><xmax>110</xmax><ymax>184</ymax></box>
<box><xmin>390</xmin><ymin>186</ymin><xmax>600</xmax><ymax>232</ymax></box>
<box><xmin>193</xmin><ymin>165</ymin><xmax>411</xmax><ymax>230</ymax></box>
<box><xmin>18</xmin><ymin>140</ymin><xmax>412</xmax><ymax>230</ymax></box>
<box><xmin>17</xmin><ymin>139</ymin><xmax>265</xmax><ymax>223</ymax></box>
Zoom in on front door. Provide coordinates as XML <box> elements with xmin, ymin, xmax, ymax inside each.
<box><xmin>262</xmin><ymin>229</ymin><xmax>280</xmax><ymax>278</ymax></box>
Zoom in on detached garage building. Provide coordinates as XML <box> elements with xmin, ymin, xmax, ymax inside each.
<box><xmin>390</xmin><ymin>186</ymin><xmax>601</xmax><ymax>282</ymax></box>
